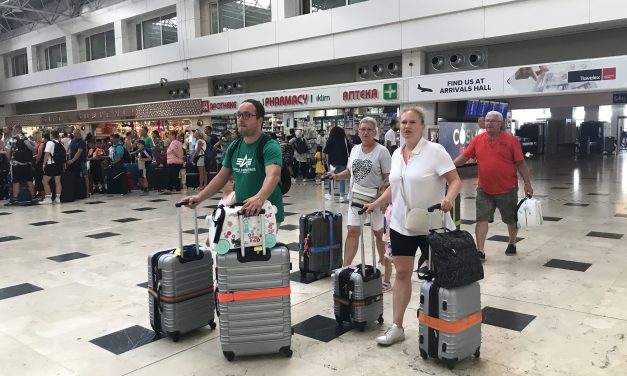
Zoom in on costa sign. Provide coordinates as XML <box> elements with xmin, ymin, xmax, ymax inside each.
<box><xmin>342</xmin><ymin>89</ymin><xmax>379</xmax><ymax>101</ymax></box>
<box><xmin>201</xmin><ymin>100</ymin><xmax>238</xmax><ymax>113</ymax></box>
<box><xmin>264</xmin><ymin>95</ymin><xmax>309</xmax><ymax>107</ymax></box>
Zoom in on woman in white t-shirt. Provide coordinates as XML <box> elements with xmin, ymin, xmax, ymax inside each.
<box><xmin>364</xmin><ymin>108</ymin><xmax>461</xmax><ymax>346</ymax></box>
<box><xmin>330</xmin><ymin>117</ymin><xmax>393</xmax><ymax>292</ymax></box>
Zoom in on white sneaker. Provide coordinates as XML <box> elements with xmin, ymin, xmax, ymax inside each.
<box><xmin>40</xmin><ymin>197</ymin><xmax>52</xmax><ymax>204</ymax></box>
<box><xmin>325</xmin><ymin>193</ymin><xmax>332</xmax><ymax>200</ymax></box>
<box><xmin>338</xmin><ymin>195</ymin><xmax>346</xmax><ymax>203</ymax></box>
<box><xmin>376</xmin><ymin>324</ymin><xmax>405</xmax><ymax>346</ymax></box>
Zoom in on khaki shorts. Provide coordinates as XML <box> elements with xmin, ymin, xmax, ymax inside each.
<box><xmin>476</xmin><ymin>187</ymin><xmax>518</xmax><ymax>224</ymax></box>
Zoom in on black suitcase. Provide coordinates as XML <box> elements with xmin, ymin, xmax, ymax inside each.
<box><xmin>59</xmin><ymin>170</ymin><xmax>76</xmax><ymax>203</ymax></box>
<box><xmin>74</xmin><ymin>173</ymin><xmax>87</xmax><ymax>200</ymax></box>
<box><xmin>107</xmin><ymin>166</ymin><xmax>128</xmax><ymax>195</ymax></box>
<box><xmin>299</xmin><ymin>177</ymin><xmax>342</xmax><ymax>279</ymax></box>
<box><xmin>147</xmin><ymin>165</ymin><xmax>168</xmax><ymax>191</ymax></box>
<box><xmin>185</xmin><ymin>162</ymin><xmax>199</xmax><ymax>189</ymax></box>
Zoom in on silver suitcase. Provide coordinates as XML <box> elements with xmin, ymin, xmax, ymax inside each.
<box><xmin>148</xmin><ymin>201</ymin><xmax>216</xmax><ymax>342</ymax></box>
<box><xmin>216</xmin><ymin>210</ymin><xmax>292</xmax><ymax>361</ymax></box>
<box><xmin>333</xmin><ymin>203</ymin><xmax>384</xmax><ymax>331</ymax></box>
<box><xmin>417</xmin><ymin>204</ymin><xmax>481</xmax><ymax>369</ymax></box>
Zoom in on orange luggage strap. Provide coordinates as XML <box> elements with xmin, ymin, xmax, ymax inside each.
<box><xmin>417</xmin><ymin>310</ymin><xmax>482</xmax><ymax>334</ymax></box>
<box><xmin>218</xmin><ymin>286</ymin><xmax>291</xmax><ymax>303</ymax></box>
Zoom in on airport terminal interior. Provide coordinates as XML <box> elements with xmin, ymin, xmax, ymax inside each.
<box><xmin>2</xmin><ymin>0</ymin><xmax>627</xmax><ymax>375</ymax></box>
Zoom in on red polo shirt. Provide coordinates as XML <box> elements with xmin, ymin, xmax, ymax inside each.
<box><xmin>463</xmin><ymin>132</ymin><xmax>524</xmax><ymax>195</ymax></box>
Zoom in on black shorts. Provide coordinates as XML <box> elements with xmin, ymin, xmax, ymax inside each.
<box><xmin>44</xmin><ymin>163</ymin><xmax>63</xmax><ymax>177</ymax></box>
<box><xmin>390</xmin><ymin>228</ymin><xmax>429</xmax><ymax>258</ymax></box>
<box><xmin>11</xmin><ymin>164</ymin><xmax>33</xmax><ymax>183</ymax></box>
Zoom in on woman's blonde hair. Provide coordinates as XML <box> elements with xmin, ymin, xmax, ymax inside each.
<box><xmin>401</xmin><ymin>107</ymin><xmax>426</xmax><ymax>125</ymax></box>
<box><xmin>31</xmin><ymin>130</ymin><xmax>43</xmax><ymax>143</ymax></box>
<box><xmin>195</xmin><ymin>129</ymin><xmax>206</xmax><ymax>141</ymax></box>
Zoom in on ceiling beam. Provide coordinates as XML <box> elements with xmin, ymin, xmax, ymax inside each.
<box><xmin>0</xmin><ymin>3</ymin><xmax>69</xmax><ymax>18</ymax></box>
<box><xmin>3</xmin><ymin>14</ymin><xmax>48</xmax><ymax>24</ymax></box>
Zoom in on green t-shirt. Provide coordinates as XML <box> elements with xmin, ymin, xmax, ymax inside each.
<box><xmin>141</xmin><ymin>135</ymin><xmax>154</xmax><ymax>149</ymax></box>
<box><xmin>223</xmin><ymin>136</ymin><xmax>284</xmax><ymax>223</ymax></box>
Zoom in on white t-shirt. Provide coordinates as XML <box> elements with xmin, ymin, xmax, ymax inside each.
<box><xmin>316</xmin><ymin>135</ymin><xmax>327</xmax><ymax>149</ymax></box>
<box><xmin>384</xmin><ymin>129</ymin><xmax>397</xmax><ymax>146</ymax></box>
<box><xmin>61</xmin><ymin>137</ymin><xmax>71</xmax><ymax>152</ymax></box>
<box><xmin>389</xmin><ymin>138</ymin><xmax>456</xmax><ymax>236</ymax></box>
<box><xmin>44</xmin><ymin>140</ymin><xmax>56</xmax><ymax>165</ymax></box>
<box><xmin>347</xmin><ymin>143</ymin><xmax>391</xmax><ymax>198</ymax></box>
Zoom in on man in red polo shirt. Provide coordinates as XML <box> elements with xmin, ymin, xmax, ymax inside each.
<box><xmin>454</xmin><ymin>111</ymin><xmax>533</xmax><ymax>259</ymax></box>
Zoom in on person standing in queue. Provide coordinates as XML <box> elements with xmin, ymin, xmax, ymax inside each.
<box><xmin>454</xmin><ymin>110</ymin><xmax>533</xmax><ymax>259</ymax></box>
<box><xmin>184</xmin><ymin>99</ymin><xmax>284</xmax><ymax>226</ymax></box>
<box><xmin>166</xmin><ymin>130</ymin><xmax>184</xmax><ymax>191</ymax></box>
<box><xmin>329</xmin><ymin>117</ymin><xmax>393</xmax><ymax>293</ymax></box>
<box><xmin>364</xmin><ymin>107</ymin><xmax>461</xmax><ymax>346</ymax></box>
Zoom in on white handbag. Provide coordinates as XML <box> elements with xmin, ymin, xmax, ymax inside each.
<box><xmin>400</xmin><ymin>176</ymin><xmax>430</xmax><ymax>235</ymax></box>
<box><xmin>351</xmin><ymin>183</ymin><xmax>379</xmax><ymax>206</ymax></box>
<box><xmin>516</xmin><ymin>196</ymin><xmax>543</xmax><ymax>229</ymax></box>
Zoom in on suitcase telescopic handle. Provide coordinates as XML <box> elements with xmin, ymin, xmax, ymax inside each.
<box><xmin>321</xmin><ymin>174</ymin><xmax>333</xmax><ymax>213</ymax></box>
<box><xmin>174</xmin><ymin>200</ymin><xmax>199</xmax><ymax>255</ymax></box>
<box><xmin>351</xmin><ymin>202</ymin><xmax>372</xmax><ymax>277</ymax></box>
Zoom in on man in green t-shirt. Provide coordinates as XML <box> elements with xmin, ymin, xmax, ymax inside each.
<box><xmin>184</xmin><ymin>99</ymin><xmax>284</xmax><ymax>224</ymax></box>
<box><xmin>140</xmin><ymin>126</ymin><xmax>154</xmax><ymax>151</ymax></box>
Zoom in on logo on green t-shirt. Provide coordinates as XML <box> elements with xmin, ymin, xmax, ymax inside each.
<box><xmin>236</xmin><ymin>155</ymin><xmax>253</xmax><ymax>168</ymax></box>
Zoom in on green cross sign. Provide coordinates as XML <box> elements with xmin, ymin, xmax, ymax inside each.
<box><xmin>383</xmin><ymin>83</ymin><xmax>398</xmax><ymax>100</ymax></box>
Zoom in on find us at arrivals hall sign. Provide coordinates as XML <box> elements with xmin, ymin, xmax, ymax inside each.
<box><xmin>200</xmin><ymin>81</ymin><xmax>402</xmax><ymax>116</ymax></box>
<box><xmin>408</xmin><ymin>56</ymin><xmax>627</xmax><ymax>102</ymax></box>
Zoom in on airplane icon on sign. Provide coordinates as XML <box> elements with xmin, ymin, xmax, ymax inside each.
<box><xmin>417</xmin><ymin>84</ymin><xmax>433</xmax><ymax>93</ymax></box>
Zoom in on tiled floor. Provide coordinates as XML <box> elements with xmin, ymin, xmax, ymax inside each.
<box><xmin>1</xmin><ymin>155</ymin><xmax>627</xmax><ymax>375</ymax></box>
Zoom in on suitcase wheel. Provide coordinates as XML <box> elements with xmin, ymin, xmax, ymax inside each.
<box><xmin>335</xmin><ymin>316</ymin><xmax>343</xmax><ymax>328</ymax></box>
<box><xmin>223</xmin><ymin>351</ymin><xmax>235</xmax><ymax>361</ymax></box>
<box><xmin>377</xmin><ymin>315</ymin><xmax>384</xmax><ymax>325</ymax></box>
<box><xmin>474</xmin><ymin>347</ymin><xmax>480</xmax><ymax>358</ymax></box>
<box><xmin>209</xmin><ymin>320</ymin><xmax>216</xmax><ymax>330</ymax></box>
<box><xmin>443</xmin><ymin>358</ymin><xmax>455</xmax><ymax>370</ymax></box>
<box><xmin>355</xmin><ymin>322</ymin><xmax>366</xmax><ymax>332</ymax></box>
<box><xmin>168</xmin><ymin>331</ymin><xmax>180</xmax><ymax>342</ymax></box>
<box><xmin>419</xmin><ymin>349</ymin><xmax>428</xmax><ymax>360</ymax></box>
<box><xmin>280</xmin><ymin>346</ymin><xmax>293</xmax><ymax>358</ymax></box>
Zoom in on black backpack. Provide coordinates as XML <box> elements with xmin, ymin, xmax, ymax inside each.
<box><xmin>12</xmin><ymin>136</ymin><xmax>33</xmax><ymax>163</ymax></box>
<box><xmin>52</xmin><ymin>141</ymin><xmax>66</xmax><ymax>165</ymax></box>
<box><xmin>295</xmin><ymin>137</ymin><xmax>309</xmax><ymax>154</ymax></box>
<box><xmin>227</xmin><ymin>134</ymin><xmax>292</xmax><ymax>195</ymax></box>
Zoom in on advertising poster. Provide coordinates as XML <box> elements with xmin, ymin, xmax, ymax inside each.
<box><xmin>438</xmin><ymin>121</ymin><xmax>480</xmax><ymax>161</ymax></box>
<box><xmin>503</xmin><ymin>57</ymin><xmax>627</xmax><ymax>95</ymax></box>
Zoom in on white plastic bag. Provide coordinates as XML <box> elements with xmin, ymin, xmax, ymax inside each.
<box><xmin>517</xmin><ymin>197</ymin><xmax>543</xmax><ymax>229</ymax></box>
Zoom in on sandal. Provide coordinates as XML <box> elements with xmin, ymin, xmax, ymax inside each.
<box><xmin>382</xmin><ymin>281</ymin><xmax>393</xmax><ymax>293</ymax></box>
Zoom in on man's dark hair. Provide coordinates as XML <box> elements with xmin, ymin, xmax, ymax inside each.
<box><xmin>390</xmin><ymin>118</ymin><xmax>398</xmax><ymax>127</ymax></box>
<box><xmin>43</xmin><ymin>132</ymin><xmax>51</xmax><ymax>141</ymax></box>
<box><xmin>269</xmin><ymin>132</ymin><xmax>278</xmax><ymax>140</ymax></box>
<box><xmin>142</xmin><ymin>126</ymin><xmax>148</xmax><ymax>132</ymax></box>
<box><xmin>111</xmin><ymin>133</ymin><xmax>120</xmax><ymax>141</ymax></box>
<box><xmin>51</xmin><ymin>130</ymin><xmax>60</xmax><ymax>139</ymax></box>
<box><xmin>242</xmin><ymin>98</ymin><xmax>265</xmax><ymax>119</ymax></box>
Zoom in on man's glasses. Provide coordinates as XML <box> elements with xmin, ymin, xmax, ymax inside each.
<box><xmin>235</xmin><ymin>112</ymin><xmax>257</xmax><ymax>120</ymax></box>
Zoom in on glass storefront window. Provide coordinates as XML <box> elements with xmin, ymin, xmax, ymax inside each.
<box><xmin>244</xmin><ymin>0</ymin><xmax>271</xmax><ymax>27</ymax></box>
<box><xmin>44</xmin><ymin>43</ymin><xmax>67</xmax><ymax>70</ymax></box>
<box><xmin>310</xmin><ymin>0</ymin><xmax>369</xmax><ymax>12</ymax></box>
<box><xmin>209</xmin><ymin>0</ymin><xmax>271</xmax><ymax>33</ymax></box>
<box><xmin>140</xmin><ymin>13</ymin><xmax>178</xmax><ymax>50</ymax></box>
<box><xmin>85</xmin><ymin>30</ymin><xmax>115</xmax><ymax>61</ymax></box>
<box><xmin>11</xmin><ymin>53</ymin><xmax>28</xmax><ymax>76</ymax></box>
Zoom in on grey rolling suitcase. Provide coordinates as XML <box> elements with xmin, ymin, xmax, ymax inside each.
<box><xmin>333</xmin><ymin>203</ymin><xmax>384</xmax><ymax>331</ymax></box>
<box><xmin>216</xmin><ymin>210</ymin><xmax>293</xmax><ymax>361</ymax></box>
<box><xmin>299</xmin><ymin>176</ymin><xmax>343</xmax><ymax>279</ymax></box>
<box><xmin>148</xmin><ymin>201</ymin><xmax>216</xmax><ymax>342</ymax></box>
<box><xmin>417</xmin><ymin>204</ymin><xmax>481</xmax><ymax>369</ymax></box>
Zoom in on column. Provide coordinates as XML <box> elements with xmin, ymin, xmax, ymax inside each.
<box><xmin>27</xmin><ymin>46</ymin><xmax>37</xmax><ymax>73</ymax></box>
<box><xmin>583</xmin><ymin>105</ymin><xmax>599</xmax><ymax>121</ymax></box>
<box><xmin>76</xmin><ymin>94</ymin><xmax>94</xmax><ymax>110</ymax></box>
<box><xmin>189</xmin><ymin>77</ymin><xmax>210</xmax><ymax>98</ymax></box>
<box><xmin>65</xmin><ymin>35</ymin><xmax>76</xmax><ymax>65</ymax></box>
<box><xmin>0</xmin><ymin>104</ymin><xmax>16</xmax><ymax>128</ymax></box>
<box><xmin>114</xmin><ymin>20</ymin><xmax>128</xmax><ymax>55</ymax></box>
